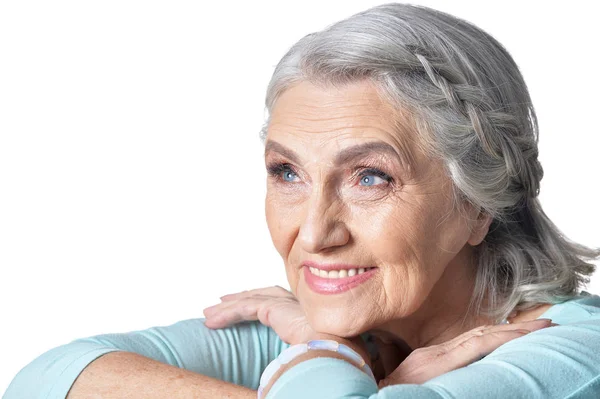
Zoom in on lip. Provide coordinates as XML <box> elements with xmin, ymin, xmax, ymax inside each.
<box><xmin>303</xmin><ymin>265</ymin><xmax>378</xmax><ymax>295</ymax></box>
<box><xmin>302</xmin><ymin>261</ymin><xmax>376</xmax><ymax>271</ymax></box>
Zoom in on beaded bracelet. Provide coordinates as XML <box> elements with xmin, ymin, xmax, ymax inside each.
<box><xmin>257</xmin><ymin>339</ymin><xmax>376</xmax><ymax>399</ymax></box>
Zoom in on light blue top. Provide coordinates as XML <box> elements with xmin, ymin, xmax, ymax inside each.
<box><xmin>4</xmin><ymin>292</ymin><xmax>600</xmax><ymax>399</ymax></box>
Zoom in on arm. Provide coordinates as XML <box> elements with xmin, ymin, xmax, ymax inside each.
<box><xmin>66</xmin><ymin>351</ymin><xmax>256</xmax><ymax>398</ymax></box>
<box><xmin>3</xmin><ymin>318</ymin><xmax>290</xmax><ymax>399</ymax></box>
<box><xmin>263</xmin><ymin>316</ymin><xmax>600</xmax><ymax>399</ymax></box>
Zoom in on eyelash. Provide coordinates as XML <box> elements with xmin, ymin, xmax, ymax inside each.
<box><xmin>265</xmin><ymin>162</ymin><xmax>394</xmax><ymax>187</ymax></box>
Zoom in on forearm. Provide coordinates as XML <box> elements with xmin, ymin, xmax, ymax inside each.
<box><xmin>66</xmin><ymin>351</ymin><xmax>256</xmax><ymax>399</ymax></box>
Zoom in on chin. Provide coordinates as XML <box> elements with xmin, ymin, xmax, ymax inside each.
<box><xmin>307</xmin><ymin>309</ymin><xmax>366</xmax><ymax>338</ymax></box>
<box><xmin>297</xmin><ymin>287</ymin><xmax>370</xmax><ymax>338</ymax></box>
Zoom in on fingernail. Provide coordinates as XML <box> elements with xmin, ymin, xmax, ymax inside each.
<box><xmin>550</xmin><ymin>323</ymin><xmax>560</xmax><ymax>327</ymax></box>
<box><xmin>516</xmin><ymin>329</ymin><xmax>531</xmax><ymax>334</ymax></box>
<box><xmin>536</xmin><ymin>318</ymin><xmax>552</xmax><ymax>322</ymax></box>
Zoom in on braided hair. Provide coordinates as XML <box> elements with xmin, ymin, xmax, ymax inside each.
<box><xmin>258</xmin><ymin>3</ymin><xmax>599</xmax><ymax>321</ymax></box>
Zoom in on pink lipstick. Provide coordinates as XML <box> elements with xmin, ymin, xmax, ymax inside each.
<box><xmin>303</xmin><ymin>263</ymin><xmax>378</xmax><ymax>295</ymax></box>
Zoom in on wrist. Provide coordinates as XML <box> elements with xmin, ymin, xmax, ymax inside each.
<box><xmin>259</xmin><ymin>335</ymin><xmax>374</xmax><ymax>398</ymax></box>
<box><xmin>310</xmin><ymin>333</ymin><xmax>373</xmax><ymax>369</ymax></box>
<box><xmin>259</xmin><ymin>348</ymin><xmax>351</xmax><ymax>398</ymax></box>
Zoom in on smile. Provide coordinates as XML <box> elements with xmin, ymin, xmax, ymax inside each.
<box><xmin>304</xmin><ymin>266</ymin><xmax>378</xmax><ymax>294</ymax></box>
<box><xmin>308</xmin><ymin>266</ymin><xmax>377</xmax><ymax>279</ymax></box>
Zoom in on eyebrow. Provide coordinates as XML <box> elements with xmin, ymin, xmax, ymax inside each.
<box><xmin>264</xmin><ymin>139</ymin><xmax>412</xmax><ymax>171</ymax></box>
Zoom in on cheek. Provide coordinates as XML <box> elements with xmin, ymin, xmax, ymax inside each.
<box><xmin>264</xmin><ymin>194</ymin><xmax>278</xmax><ymax>238</ymax></box>
<box><xmin>371</xmin><ymin>213</ymin><xmax>429</xmax><ymax>308</ymax></box>
<box><xmin>265</xmin><ymin>193</ymin><xmax>288</xmax><ymax>256</ymax></box>
<box><xmin>353</xmin><ymin>200</ymin><xmax>426</xmax><ymax>263</ymax></box>
<box><xmin>265</xmin><ymin>184</ymin><xmax>307</xmax><ymax>241</ymax></box>
<box><xmin>370</xmin><ymin>191</ymin><xmax>466</xmax><ymax>263</ymax></box>
<box><xmin>265</xmin><ymin>191</ymin><xmax>302</xmax><ymax>285</ymax></box>
<box><xmin>358</xmin><ymin>198</ymin><xmax>466</xmax><ymax>314</ymax></box>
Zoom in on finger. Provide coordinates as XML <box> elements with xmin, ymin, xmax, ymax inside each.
<box><xmin>447</xmin><ymin>329</ymin><xmax>532</xmax><ymax>369</ymax></box>
<box><xmin>219</xmin><ymin>290</ymin><xmax>250</xmax><ymax>302</ymax></box>
<box><xmin>204</xmin><ymin>308</ymin><xmax>254</xmax><ymax>329</ymax></box>
<box><xmin>444</xmin><ymin>318</ymin><xmax>553</xmax><ymax>352</ymax></box>
<box><xmin>396</xmin><ymin>329</ymin><xmax>533</xmax><ymax>384</ymax></box>
<box><xmin>203</xmin><ymin>300</ymin><xmax>247</xmax><ymax>325</ymax></box>
<box><xmin>482</xmin><ymin>318</ymin><xmax>554</xmax><ymax>334</ymax></box>
<box><xmin>202</xmin><ymin>293</ymin><xmax>281</xmax><ymax>317</ymax></box>
<box><xmin>204</xmin><ymin>294</ymin><xmax>280</xmax><ymax>318</ymax></box>
<box><xmin>204</xmin><ymin>301</ymin><xmax>255</xmax><ymax>326</ymax></box>
<box><xmin>204</xmin><ymin>297</ymin><xmax>272</xmax><ymax>328</ymax></box>
<box><xmin>204</xmin><ymin>298</ymin><xmax>250</xmax><ymax>316</ymax></box>
<box><xmin>202</xmin><ymin>303</ymin><xmax>222</xmax><ymax>317</ymax></box>
<box><xmin>382</xmin><ymin>319</ymin><xmax>558</xmax><ymax>386</ymax></box>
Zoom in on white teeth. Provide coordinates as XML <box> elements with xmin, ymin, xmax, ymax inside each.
<box><xmin>309</xmin><ymin>267</ymin><xmax>374</xmax><ymax>279</ymax></box>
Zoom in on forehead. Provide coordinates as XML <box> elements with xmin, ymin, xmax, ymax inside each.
<box><xmin>266</xmin><ymin>80</ymin><xmax>422</xmax><ymax>167</ymax></box>
<box><xmin>269</xmin><ymin>79</ymin><xmax>395</xmax><ymax>134</ymax></box>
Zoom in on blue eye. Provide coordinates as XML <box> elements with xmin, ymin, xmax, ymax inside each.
<box><xmin>360</xmin><ymin>175</ymin><xmax>384</xmax><ymax>186</ymax></box>
<box><xmin>282</xmin><ymin>169</ymin><xmax>297</xmax><ymax>182</ymax></box>
<box><xmin>358</xmin><ymin>169</ymin><xmax>392</xmax><ymax>186</ymax></box>
<box><xmin>267</xmin><ymin>163</ymin><xmax>393</xmax><ymax>188</ymax></box>
<box><xmin>266</xmin><ymin>163</ymin><xmax>299</xmax><ymax>183</ymax></box>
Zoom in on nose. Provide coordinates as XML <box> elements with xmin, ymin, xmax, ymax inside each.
<box><xmin>298</xmin><ymin>186</ymin><xmax>350</xmax><ymax>254</ymax></box>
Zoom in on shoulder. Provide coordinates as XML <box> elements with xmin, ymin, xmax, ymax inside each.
<box><xmin>485</xmin><ymin>292</ymin><xmax>600</xmax><ymax>376</ymax></box>
<box><xmin>496</xmin><ymin>292</ymin><xmax>600</xmax><ymax>350</ymax></box>
<box><xmin>538</xmin><ymin>291</ymin><xmax>600</xmax><ymax>324</ymax></box>
<box><xmin>415</xmin><ymin>293</ymin><xmax>600</xmax><ymax>398</ymax></box>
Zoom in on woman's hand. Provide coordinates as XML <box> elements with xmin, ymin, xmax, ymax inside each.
<box><xmin>203</xmin><ymin>287</ymin><xmax>556</xmax><ymax>389</ymax></box>
<box><xmin>202</xmin><ymin>285</ymin><xmax>316</xmax><ymax>345</ymax></box>
<box><xmin>377</xmin><ymin>318</ymin><xmax>556</xmax><ymax>389</ymax></box>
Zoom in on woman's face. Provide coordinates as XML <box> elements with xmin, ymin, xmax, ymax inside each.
<box><xmin>264</xmin><ymin>80</ymin><xmax>486</xmax><ymax>337</ymax></box>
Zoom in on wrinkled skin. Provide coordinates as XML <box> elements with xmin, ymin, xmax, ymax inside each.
<box><xmin>204</xmin><ymin>79</ymin><xmax>556</xmax><ymax>385</ymax></box>
<box><xmin>263</xmin><ymin>79</ymin><xmax>493</xmax><ymax>349</ymax></box>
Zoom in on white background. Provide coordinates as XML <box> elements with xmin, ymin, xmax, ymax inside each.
<box><xmin>1</xmin><ymin>0</ymin><xmax>598</xmax><ymax>393</ymax></box>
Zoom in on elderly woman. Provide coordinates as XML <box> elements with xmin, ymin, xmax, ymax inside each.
<box><xmin>5</xmin><ymin>3</ymin><xmax>600</xmax><ymax>399</ymax></box>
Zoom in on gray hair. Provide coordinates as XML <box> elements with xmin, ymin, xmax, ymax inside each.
<box><xmin>258</xmin><ymin>3</ymin><xmax>599</xmax><ymax>321</ymax></box>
